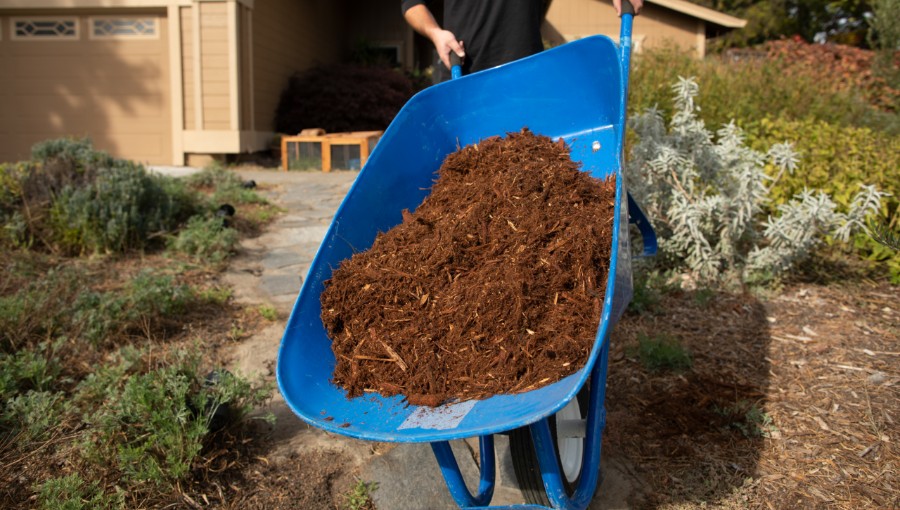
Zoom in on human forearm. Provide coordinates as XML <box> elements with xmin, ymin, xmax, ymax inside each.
<box><xmin>403</xmin><ymin>4</ymin><xmax>441</xmax><ymax>40</ymax></box>
<box><xmin>403</xmin><ymin>4</ymin><xmax>464</xmax><ymax>69</ymax></box>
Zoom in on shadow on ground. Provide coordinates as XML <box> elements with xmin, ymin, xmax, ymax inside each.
<box><xmin>605</xmin><ymin>288</ymin><xmax>771</xmax><ymax>508</ymax></box>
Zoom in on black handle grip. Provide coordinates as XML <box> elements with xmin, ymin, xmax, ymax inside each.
<box><xmin>449</xmin><ymin>52</ymin><xmax>462</xmax><ymax>68</ymax></box>
<box><xmin>620</xmin><ymin>0</ymin><xmax>635</xmax><ymax>16</ymax></box>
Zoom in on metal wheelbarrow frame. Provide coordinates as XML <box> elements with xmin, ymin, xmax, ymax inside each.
<box><xmin>277</xmin><ymin>6</ymin><xmax>656</xmax><ymax>509</ymax></box>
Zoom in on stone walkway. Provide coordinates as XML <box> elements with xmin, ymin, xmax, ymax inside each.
<box><xmin>153</xmin><ymin>166</ymin><xmax>642</xmax><ymax>509</ymax></box>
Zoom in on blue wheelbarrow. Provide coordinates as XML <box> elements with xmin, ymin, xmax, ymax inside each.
<box><xmin>277</xmin><ymin>4</ymin><xmax>656</xmax><ymax>509</ymax></box>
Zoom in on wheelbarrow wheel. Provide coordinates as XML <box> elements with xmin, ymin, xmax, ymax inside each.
<box><xmin>509</xmin><ymin>384</ymin><xmax>589</xmax><ymax>505</ymax></box>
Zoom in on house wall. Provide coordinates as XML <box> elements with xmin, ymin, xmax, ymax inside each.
<box><xmin>180</xmin><ymin>5</ymin><xmax>194</xmax><ymax>130</ymax></box>
<box><xmin>178</xmin><ymin>1</ymin><xmax>230</xmax><ymax>133</ymax></box>
<box><xmin>239</xmin><ymin>3</ymin><xmax>251</xmax><ymax>131</ymax></box>
<box><xmin>251</xmin><ymin>0</ymin><xmax>346</xmax><ymax>134</ymax></box>
<box><xmin>546</xmin><ymin>0</ymin><xmax>703</xmax><ymax>55</ymax></box>
<box><xmin>199</xmin><ymin>1</ymin><xmax>229</xmax><ymax>130</ymax></box>
<box><xmin>0</xmin><ymin>8</ymin><xmax>172</xmax><ymax>164</ymax></box>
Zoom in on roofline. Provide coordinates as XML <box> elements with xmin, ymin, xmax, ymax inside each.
<box><xmin>647</xmin><ymin>0</ymin><xmax>746</xmax><ymax>28</ymax></box>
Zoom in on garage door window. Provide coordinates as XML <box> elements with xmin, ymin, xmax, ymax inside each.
<box><xmin>90</xmin><ymin>17</ymin><xmax>158</xmax><ymax>40</ymax></box>
<box><xmin>11</xmin><ymin>18</ymin><xmax>78</xmax><ymax>40</ymax></box>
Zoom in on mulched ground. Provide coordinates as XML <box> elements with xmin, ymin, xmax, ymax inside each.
<box><xmin>321</xmin><ymin>129</ymin><xmax>616</xmax><ymax>406</ymax></box>
<box><xmin>605</xmin><ymin>279</ymin><xmax>898</xmax><ymax>509</ymax></box>
<box><xmin>197</xmin><ymin>278</ymin><xmax>895</xmax><ymax>510</ymax></box>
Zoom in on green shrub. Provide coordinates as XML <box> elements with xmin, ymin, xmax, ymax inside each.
<box><xmin>197</xmin><ymin>285</ymin><xmax>233</xmax><ymax>305</ymax></box>
<box><xmin>627</xmin><ymin>77</ymin><xmax>886</xmax><ymax>286</ymax></box>
<box><xmin>743</xmin><ymin>117</ymin><xmax>900</xmax><ymax>282</ymax></box>
<box><xmin>0</xmin><ymin>341</ymin><xmax>64</xmax><ymax>397</ymax></box>
<box><xmin>0</xmin><ymin>162</ymin><xmax>25</xmax><ymax>212</ymax></box>
<box><xmin>212</xmin><ymin>183</ymin><xmax>268</xmax><ymax>207</ymax></box>
<box><xmin>1</xmin><ymin>266</ymin><xmax>194</xmax><ymax>349</ymax></box>
<box><xmin>0</xmin><ymin>138</ymin><xmax>202</xmax><ymax>254</ymax></box>
<box><xmin>343</xmin><ymin>479</ymin><xmax>378</xmax><ymax>510</ymax></box>
<box><xmin>30</xmin><ymin>137</ymin><xmax>115</xmax><ymax>170</ymax></box>
<box><xmin>35</xmin><ymin>474</ymin><xmax>123</xmax><ymax>510</ymax></box>
<box><xmin>73</xmin><ymin>345</ymin><xmax>144</xmax><ymax>408</ymax></box>
<box><xmin>51</xmin><ymin>164</ymin><xmax>198</xmax><ymax>254</ymax></box>
<box><xmin>21</xmin><ymin>139</ymin><xmax>111</xmax><ymax>209</ymax></box>
<box><xmin>258</xmin><ymin>304</ymin><xmax>278</xmax><ymax>321</ymax></box>
<box><xmin>714</xmin><ymin>400</ymin><xmax>778</xmax><ymax>438</ymax></box>
<box><xmin>72</xmin><ymin>271</ymin><xmax>194</xmax><ymax>345</ymax></box>
<box><xmin>0</xmin><ymin>267</ymin><xmax>84</xmax><ymax>350</ymax></box>
<box><xmin>185</xmin><ymin>164</ymin><xmax>267</xmax><ymax>206</ymax></box>
<box><xmin>629</xmin><ymin>333</ymin><xmax>692</xmax><ymax>372</ymax></box>
<box><xmin>742</xmin><ymin>117</ymin><xmax>900</xmax><ymax>208</ymax></box>
<box><xmin>627</xmin><ymin>267</ymin><xmax>673</xmax><ymax>314</ymax></box>
<box><xmin>0</xmin><ymin>341</ymin><xmax>67</xmax><ymax>442</ymax></box>
<box><xmin>79</xmin><ymin>348</ymin><xmax>271</xmax><ymax>491</ymax></box>
<box><xmin>629</xmin><ymin>48</ymin><xmax>900</xmax><ymax>134</ymax></box>
<box><xmin>3</xmin><ymin>390</ymin><xmax>68</xmax><ymax>442</ymax></box>
<box><xmin>184</xmin><ymin>164</ymin><xmax>242</xmax><ymax>189</ymax></box>
<box><xmin>167</xmin><ymin>216</ymin><xmax>239</xmax><ymax>264</ymax></box>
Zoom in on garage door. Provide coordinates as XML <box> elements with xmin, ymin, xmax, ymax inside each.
<box><xmin>0</xmin><ymin>11</ymin><xmax>171</xmax><ymax>165</ymax></box>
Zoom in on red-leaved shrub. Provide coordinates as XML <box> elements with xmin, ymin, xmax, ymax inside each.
<box><xmin>274</xmin><ymin>64</ymin><xmax>419</xmax><ymax>135</ymax></box>
<box><xmin>764</xmin><ymin>36</ymin><xmax>899</xmax><ymax>112</ymax></box>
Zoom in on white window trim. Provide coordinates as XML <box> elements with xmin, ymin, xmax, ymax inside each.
<box><xmin>10</xmin><ymin>16</ymin><xmax>79</xmax><ymax>41</ymax></box>
<box><xmin>89</xmin><ymin>16</ymin><xmax>159</xmax><ymax>40</ymax></box>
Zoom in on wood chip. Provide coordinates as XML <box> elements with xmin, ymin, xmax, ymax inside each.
<box><xmin>378</xmin><ymin>339</ymin><xmax>408</xmax><ymax>372</ymax></box>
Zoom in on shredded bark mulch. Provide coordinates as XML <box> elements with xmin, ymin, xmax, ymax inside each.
<box><xmin>321</xmin><ymin>129</ymin><xmax>616</xmax><ymax>406</ymax></box>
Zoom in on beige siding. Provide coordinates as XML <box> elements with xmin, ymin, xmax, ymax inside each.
<box><xmin>239</xmin><ymin>4</ymin><xmax>252</xmax><ymax>130</ymax></box>
<box><xmin>180</xmin><ymin>5</ymin><xmax>194</xmax><ymax>130</ymax></box>
<box><xmin>252</xmin><ymin>0</ymin><xmax>345</xmax><ymax>133</ymax></box>
<box><xmin>546</xmin><ymin>0</ymin><xmax>701</xmax><ymax>55</ymax></box>
<box><xmin>0</xmin><ymin>9</ymin><xmax>171</xmax><ymax>165</ymax></box>
<box><xmin>634</xmin><ymin>4</ymin><xmax>700</xmax><ymax>52</ymax></box>
<box><xmin>199</xmin><ymin>1</ymin><xmax>229</xmax><ymax>130</ymax></box>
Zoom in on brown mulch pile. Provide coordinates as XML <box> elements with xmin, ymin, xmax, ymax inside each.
<box><xmin>321</xmin><ymin>129</ymin><xmax>616</xmax><ymax>406</ymax></box>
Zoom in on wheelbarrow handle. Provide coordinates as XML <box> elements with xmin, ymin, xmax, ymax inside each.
<box><xmin>627</xmin><ymin>192</ymin><xmax>658</xmax><ymax>257</ymax></box>
<box><xmin>450</xmin><ymin>52</ymin><xmax>463</xmax><ymax>80</ymax></box>
<box><xmin>619</xmin><ymin>0</ymin><xmax>636</xmax><ymax>16</ymax></box>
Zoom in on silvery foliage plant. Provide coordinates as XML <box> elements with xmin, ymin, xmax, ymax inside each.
<box><xmin>626</xmin><ymin>76</ymin><xmax>887</xmax><ymax>286</ymax></box>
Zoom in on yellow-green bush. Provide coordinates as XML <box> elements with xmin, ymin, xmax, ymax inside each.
<box><xmin>628</xmin><ymin>48</ymin><xmax>900</xmax><ymax>135</ymax></box>
<box><xmin>742</xmin><ymin>117</ymin><xmax>900</xmax><ymax>207</ymax></box>
<box><xmin>743</xmin><ymin>117</ymin><xmax>900</xmax><ymax>282</ymax></box>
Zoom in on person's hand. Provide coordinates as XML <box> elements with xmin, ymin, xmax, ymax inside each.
<box><xmin>429</xmin><ymin>29</ymin><xmax>465</xmax><ymax>70</ymax></box>
<box><xmin>613</xmin><ymin>0</ymin><xmax>643</xmax><ymax>15</ymax></box>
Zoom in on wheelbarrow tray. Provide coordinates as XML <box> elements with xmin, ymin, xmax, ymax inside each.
<box><xmin>277</xmin><ymin>35</ymin><xmax>634</xmax><ymax>444</ymax></box>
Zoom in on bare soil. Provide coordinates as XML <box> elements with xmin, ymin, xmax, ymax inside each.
<box><xmin>322</xmin><ymin>130</ymin><xmax>616</xmax><ymax>406</ymax></box>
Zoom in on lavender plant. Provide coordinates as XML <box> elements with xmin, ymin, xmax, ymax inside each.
<box><xmin>626</xmin><ymin>77</ymin><xmax>888</xmax><ymax>286</ymax></box>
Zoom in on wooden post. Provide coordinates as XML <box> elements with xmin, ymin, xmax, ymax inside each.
<box><xmin>322</xmin><ymin>139</ymin><xmax>332</xmax><ymax>173</ymax></box>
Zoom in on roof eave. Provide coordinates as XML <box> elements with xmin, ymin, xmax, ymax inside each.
<box><xmin>645</xmin><ymin>0</ymin><xmax>747</xmax><ymax>29</ymax></box>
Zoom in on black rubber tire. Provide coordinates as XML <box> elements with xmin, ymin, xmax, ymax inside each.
<box><xmin>509</xmin><ymin>384</ymin><xmax>590</xmax><ymax>506</ymax></box>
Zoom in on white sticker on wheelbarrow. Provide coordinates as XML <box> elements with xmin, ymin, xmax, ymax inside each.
<box><xmin>398</xmin><ymin>400</ymin><xmax>476</xmax><ymax>430</ymax></box>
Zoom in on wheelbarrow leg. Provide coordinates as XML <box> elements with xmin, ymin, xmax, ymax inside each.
<box><xmin>431</xmin><ymin>435</ymin><xmax>496</xmax><ymax>508</ymax></box>
<box><xmin>529</xmin><ymin>344</ymin><xmax>610</xmax><ymax>510</ymax></box>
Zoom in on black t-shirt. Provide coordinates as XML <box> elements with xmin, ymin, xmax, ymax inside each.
<box><xmin>401</xmin><ymin>0</ymin><xmax>544</xmax><ymax>81</ymax></box>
